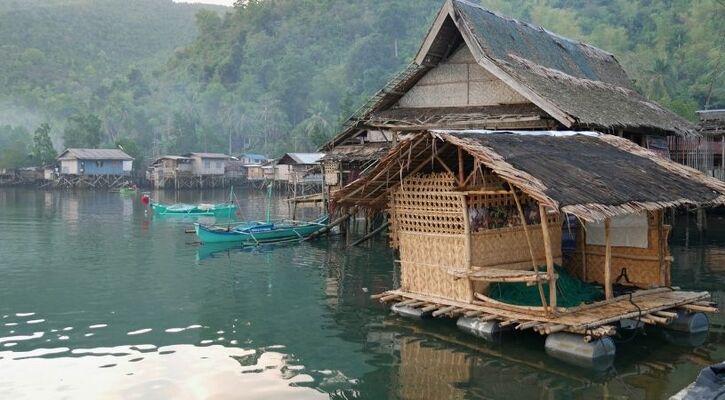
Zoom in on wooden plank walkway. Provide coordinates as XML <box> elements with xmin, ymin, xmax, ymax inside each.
<box><xmin>374</xmin><ymin>288</ymin><xmax>715</xmax><ymax>338</ymax></box>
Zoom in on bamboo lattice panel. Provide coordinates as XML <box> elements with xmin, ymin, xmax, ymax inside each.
<box><xmin>392</xmin><ymin>173</ymin><xmax>464</xmax><ymax>235</ymax></box>
<box><xmin>399</xmin><ymin>232</ymin><xmax>470</xmax><ymax>302</ymax></box>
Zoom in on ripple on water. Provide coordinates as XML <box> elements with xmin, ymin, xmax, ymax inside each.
<box><xmin>88</xmin><ymin>324</ymin><xmax>107</xmax><ymax>329</ymax></box>
<box><xmin>126</xmin><ymin>329</ymin><xmax>152</xmax><ymax>336</ymax></box>
<box><xmin>164</xmin><ymin>325</ymin><xmax>202</xmax><ymax>333</ymax></box>
<box><xmin>0</xmin><ymin>332</ymin><xmax>44</xmax><ymax>344</ymax></box>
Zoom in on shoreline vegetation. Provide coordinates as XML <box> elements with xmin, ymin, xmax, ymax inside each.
<box><xmin>0</xmin><ymin>0</ymin><xmax>723</xmax><ymax>176</ymax></box>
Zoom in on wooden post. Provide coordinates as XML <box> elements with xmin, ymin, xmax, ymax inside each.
<box><xmin>580</xmin><ymin>225</ymin><xmax>587</xmax><ymax>281</ymax></box>
<box><xmin>511</xmin><ymin>187</ymin><xmax>548</xmax><ymax>314</ymax></box>
<box><xmin>656</xmin><ymin>210</ymin><xmax>668</xmax><ymax>286</ymax></box>
<box><xmin>457</xmin><ymin>147</ymin><xmax>465</xmax><ymax>188</ymax></box>
<box><xmin>719</xmin><ymin>135</ymin><xmax>725</xmax><ymax>180</ymax></box>
<box><xmin>604</xmin><ymin>218</ymin><xmax>613</xmax><ymax>300</ymax></box>
<box><xmin>539</xmin><ymin>204</ymin><xmax>557</xmax><ymax>312</ymax></box>
<box><xmin>461</xmin><ymin>194</ymin><xmax>473</xmax><ymax>302</ymax></box>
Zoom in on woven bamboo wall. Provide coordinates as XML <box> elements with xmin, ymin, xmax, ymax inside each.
<box><xmin>400</xmin><ymin>232</ymin><xmax>470</xmax><ymax>300</ymax></box>
<box><xmin>392</xmin><ymin>173</ymin><xmax>471</xmax><ymax>301</ymax></box>
<box><xmin>567</xmin><ymin>211</ymin><xmax>671</xmax><ymax>288</ymax></box>
<box><xmin>396</xmin><ymin>337</ymin><xmax>471</xmax><ymax>400</ymax></box>
<box><xmin>470</xmin><ymin>224</ymin><xmax>562</xmax><ymax>269</ymax></box>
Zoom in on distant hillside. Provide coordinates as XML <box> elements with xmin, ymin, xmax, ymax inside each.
<box><xmin>0</xmin><ymin>0</ymin><xmax>226</xmax><ymax>120</ymax></box>
<box><xmin>0</xmin><ymin>0</ymin><xmax>722</xmax><ymax>169</ymax></box>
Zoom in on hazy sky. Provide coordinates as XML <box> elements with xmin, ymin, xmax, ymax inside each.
<box><xmin>174</xmin><ymin>0</ymin><xmax>235</xmax><ymax>6</ymax></box>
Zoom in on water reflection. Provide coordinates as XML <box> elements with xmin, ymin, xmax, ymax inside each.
<box><xmin>2</xmin><ymin>188</ymin><xmax>725</xmax><ymax>399</ymax></box>
<box><xmin>0</xmin><ymin>344</ymin><xmax>324</xmax><ymax>400</ymax></box>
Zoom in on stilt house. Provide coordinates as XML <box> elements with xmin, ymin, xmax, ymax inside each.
<box><xmin>335</xmin><ymin>129</ymin><xmax>724</xmax><ymax>338</ymax></box>
<box><xmin>321</xmin><ymin>0</ymin><xmax>695</xmax><ymax>192</ymax></box>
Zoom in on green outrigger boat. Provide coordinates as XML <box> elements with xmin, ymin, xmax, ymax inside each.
<box><xmin>194</xmin><ymin>215</ymin><xmax>328</xmax><ymax>244</ymax></box>
<box><xmin>151</xmin><ymin>202</ymin><xmax>237</xmax><ymax>217</ymax></box>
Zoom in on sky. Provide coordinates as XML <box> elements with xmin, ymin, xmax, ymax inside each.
<box><xmin>173</xmin><ymin>0</ymin><xmax>235</xmax><ymax>6</ymax></box>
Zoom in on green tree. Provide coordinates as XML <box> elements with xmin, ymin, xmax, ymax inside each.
<box><xmin>63</xmin><ymin>114</ymin><xmax>103</xmax><ymax>148</ymax></box>
<box><xmin>0</xmin><ymin>125</ymin><xmax>31</xmax><ymax>168</ymax></box>
<box><xmin>31</xmin><ymin>123</ymin><xmax>57</xmax><ymax>165</ymax></box>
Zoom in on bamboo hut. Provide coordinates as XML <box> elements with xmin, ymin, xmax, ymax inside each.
<box><xmin>334</xmin><ymin>130</ymin><xmax>723</xmax><ymax>348</ymax></box>
<box><xmin>320</xmin><ymin>0</ymin><xmax>695</xmax><ymax>194</ymax></box>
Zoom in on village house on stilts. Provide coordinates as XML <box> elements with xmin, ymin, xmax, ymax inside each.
<box><xmin>330</xmin><ymin>0</ymin><xmax>721</xmax><ymax>368</ymax></box>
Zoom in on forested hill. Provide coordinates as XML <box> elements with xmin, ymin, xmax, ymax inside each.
<box><xmin>0</xmin><ymin>0</ymin><xmax>226</xmax><ymax>126</ymax></box>
<box><xmin>0</xmin><ymin>0</ymin><xmax>723</xmax><ymax>169</ymax></box>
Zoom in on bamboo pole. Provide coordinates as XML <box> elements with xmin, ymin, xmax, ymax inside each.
<box><xmin>657</xmin><ymin>210</ymin><xmax>666</xmax><ymax>286</ymax></box>
<box><xmin>539</xmin><ymin>204</ymin><xmax>557</xmax><ymax>312</ymax></box>
<box><xmin>581</xmin><ymin>224</ymin><xmax>587</xmax><ymax>281</ymax></box>
<box><xmin>511</xmin><ymin>187</ymin><xmax>549</xmax><ymax>315</ymax></box>
<box><xmin>461</xmin><ymin>193</ymin><xmax>474</xmax><ymax>303</ymax></box>
<box><xmin>457</xmin><ymin>147</ymin><xmax>465</xmax><ymax>188</ymax></box>
<box><xmin>303</xmin><ymin>206</ymin><xmax>357</xmax><ymax>241</ymax></box>
<box><xmin>604</xmin><ymin>218</ymin><xmax>613</xmax><ymax>300</ymax></box>
<box><xmin>349</xmin><ymin>221</ymin><xmax>390</xmax><ymax>247</ymax></box>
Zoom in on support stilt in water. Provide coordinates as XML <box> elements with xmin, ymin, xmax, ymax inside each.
<box><xmin>696</xmin><ymin>207</ymin><xmax>707</xmax><ymax>232</ymax></box>
<box><xmin>349</xmin><ymin>221</ymin><xmax>390</xmax><ymax>247</ymax></box>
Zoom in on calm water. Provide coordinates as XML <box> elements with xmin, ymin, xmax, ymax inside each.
<box><xmin>0</xmin><ymin>188</ymin><xmax>723</xmax><ymax>399</ymax></box>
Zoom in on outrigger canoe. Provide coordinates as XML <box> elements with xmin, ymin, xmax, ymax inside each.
<box><xmin>194</xmin><ymin>215</ymin><xmax>328</xmax><ymax>244</ymax></box>
<box><xmin>151</xmin><ymin>202</ymin><xmax>237</xmax><ymax>217</ymax></box>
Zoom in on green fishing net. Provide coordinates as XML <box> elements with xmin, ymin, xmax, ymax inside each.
<box><xmin>488</xmin><ymin>265</ymin><xmax>604</xmax><ymax>308</ymax></box>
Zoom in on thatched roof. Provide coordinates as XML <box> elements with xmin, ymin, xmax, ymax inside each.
<box><xmin>322</xmin><ymin>0</ymin><xmax>695</xmax><ymax>153</ymax></box>
<box><xmin>322</xmin><ymin>143</ymin><xmax>392</xmax><ymax>162</ymax></box>
<box><xmin>58</xmin><ymin>148</ymin><xmax>133</xmax><ymax>161</ymax></box>
<box><xmin>697</xmin><ymin>110</ymin><xmax>725</xmax><ymax>137</ymax></box>
<box><xmin>367</xmin><ymin>104</ymin><xmax>553</xmax><ymax>130</ymax></box>
<box><xmin>183</xmin><ymin>152</ymin><xmax>230</xmax><ymax>159</ymax></box>
<box><xmin>333</xmin><ymin>130</ymin><xmax>725</xmax><ymax>222</ymax></box>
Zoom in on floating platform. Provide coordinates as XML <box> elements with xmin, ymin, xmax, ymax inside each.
<box><xmin>377</xmin><ymin>287</ymin><xmax>717</xmax><ymax>340</ymax></box>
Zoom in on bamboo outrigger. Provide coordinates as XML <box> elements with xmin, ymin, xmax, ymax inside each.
<box><xmin>334</xmin><ymin>129</ymin><xmax>724</xmax><ymax>365</ymax></box>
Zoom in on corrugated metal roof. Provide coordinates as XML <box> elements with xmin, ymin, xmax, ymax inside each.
<box><xmin>151</xmin><ymin>155</ymin><xmax>192</xmax><ymax>165</ymax></box>
<box><xmin>184</xmin><ymin>152</ymin><xmax>230</xmax><ymax>159</ymax></box>
<box><xmin>57</xmin><ymin>148</ymin><xmax>133</xmax><ymax>161</ymax></box>
<box><xmin>241</xmin><ymin>153</ymin><xmax>267</xmax><ymax>160</ymax></box>
<box><xmin>278</xmin><ymin>153</ymin><xmax>325</xmax><ymax>165</ymax></box>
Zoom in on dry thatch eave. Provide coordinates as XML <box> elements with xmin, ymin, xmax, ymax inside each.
<box><xmin>322</xmin><ymin>143</ymin><xmax>392</xmax><ymax>162</ymax></box>
<box><xmin>333</xmin><ymin>130</ymin><xmax>725</xmax><ymax>222</ymax></box>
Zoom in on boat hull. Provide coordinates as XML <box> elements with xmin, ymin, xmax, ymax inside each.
<box><xmin>151</xmin><ymin>202</ymin><xmax>237</xmax><ymax>217</ymax></box>
<box><xmin>195</xmin><ymin>216</ymin><xmax>328</xmax><ymax>244</ymax></box>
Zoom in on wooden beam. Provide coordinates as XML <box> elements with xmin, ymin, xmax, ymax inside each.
<box><xmin>367</xmin><ymin>141</ymin><xmax>450</xmax><ymax>206</ymax></box>
<box><xmin>604</xmin><ymin>218</ymin><xmax>613</xmax><ymax>300</ymax></box>
<box><xmin>414</xmin><ymin>0</ymin><xmax>455</xmax><ymax>65</ymax></box>
<box><xmin>539</xmin><ymin>205</ymin><xmax>557</xmax><ymax>312</ymax></box>
<box><xmin>337</xmin><ymin>133</ymin><xmax>429</xmax><ymax>202</ymax></box>
<box><xmin>434</xmin><ymin>154</ymin><xmax>456</xmax><ymax>179</ymax></box>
